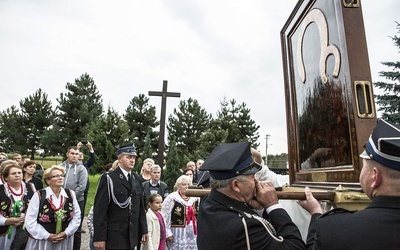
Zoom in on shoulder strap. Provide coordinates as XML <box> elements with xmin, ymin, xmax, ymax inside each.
<box><xmin>38</xmin><ymin>189</ymin><xmax>47</xmax><ymax>210</ymax></box>
<box><xmin>106</xmin><ymin>172</ymin><xmax>131</xmax><ymax>208</ymax></box>
<box><xmin>64</xmin><ymin>188</ymin><xmax>72</xmax><ymax>199</ymax></box>
<box><xmin>28</xmin><ymin>182</ymin><xmax>36</xmax><ymax>193</ymax></box>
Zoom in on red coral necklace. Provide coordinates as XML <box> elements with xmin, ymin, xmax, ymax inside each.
<box><xmin>49</xmin><ymin>196</ymin><xmax>64</xmax><ymax>211</ymax></box>
<box><xmin>7</xmin><ymin>183</ymin><xmax>23</xmax><ymax>196</ymax></box>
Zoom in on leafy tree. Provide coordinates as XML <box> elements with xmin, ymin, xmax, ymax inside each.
<box><xmin>19</xmin><ymin>88</ymin><xmax>54</xmax><ymax>159</ymax></box>
<box><xmin>134</xmin><ymin>130</ymin><xmax>155</xmax><ymax>174</ymax></box>
<box><xmin>124</xmin><ymin>94</ymin><xmax>159</xmax><ymax>157</ymax></box>
<box><xmin>84</xmin><ymin>107</ymin><xmax>130</xmax><ymax>174</ymax></box>
<box><xmin>197</xmin><ymin>119</ymin><xmax>228</xmax><ymax>158</ymax></box>
<box><xmin>52</xmin><ymin>73</ymin><xmax>103</xmax><ymax>155</ymax></box>
<box><xmin>373</xmin><ymin>22</ymin><xmax>400</xmax><ymax>123</ymax></box>
<box><xmin>163</xmin><ymin>139</ymin><xmax>182</xmax><ymax>191</ymax></box>
<box><xmin>214</xmin><ymin>98</ymin><xmax>260</xmax><ymax>147</ymax></box>
<box><xmin>167</xmin><ymin>98</ymin><xmax>211</xmax><ymax>168</ymax></box>
<box><xmin>0</xmin><ymin>106</ymin><xmax>25</xmax><ymax>153</ymax></box>
<box><xmin>41</xmin><ymin>124</ymin><xmax>64</xmax><ymax>157</ymax></box>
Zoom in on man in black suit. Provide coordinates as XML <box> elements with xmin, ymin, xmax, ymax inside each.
<box><xmin>300</xmin><ymin>119</ymin><xmax>400</xmax><ymax>249</ymax></box>
<box><xmin>93</xmin><ymin>143</ymin><xmax>148</xmax><ymax>250</ymax></box>
<box><xmin>197</xmin><ymin>141</ymin><xmax>304</xmax><ymax>250</ymax></box>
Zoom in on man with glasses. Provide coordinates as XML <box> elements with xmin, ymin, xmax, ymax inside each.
<box><xmin>60</xmin><ymin>146</ymin><xmax>88</xmax><ymax>250</ymax></box>
<box><xmin>197</xmin><ymin>142</ymin><xmax>304</xmax><ymax>249</ymax></box>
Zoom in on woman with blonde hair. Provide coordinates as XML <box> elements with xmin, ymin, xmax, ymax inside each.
<box><xmin>25</xmin><ymin>165</ymin><xmax>81</xmax><ymax>249</ymax></box>
<box><xmin>110</xmin><ymin>160</ymin><xmax>119</xmax><ymax>172</ymax></box>
<box><xmin>139</xmin><ymin>158</ymin><xmax>155</xmax><ymax>183</ymax></box>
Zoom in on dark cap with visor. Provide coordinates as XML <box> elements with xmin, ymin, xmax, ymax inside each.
<box><xmin>360</xmin><ymin>119</ymin><xmax>400</xmax><ymax>170</ymax></box>
<box><xmin>200</xmin><ymin>141</ymin><xmax>262</xmax><ymax>180</ymax></box>
<box><xmin>116</xmin><ymin>143</ymin><xmax>137</xmax><ymax>156</ymax></box>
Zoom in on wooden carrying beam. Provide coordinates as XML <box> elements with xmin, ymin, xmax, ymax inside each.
<box><xmin>185</xmin><ymin>189</ymin><xmax>335</xmax><ymax>201</ymax></box>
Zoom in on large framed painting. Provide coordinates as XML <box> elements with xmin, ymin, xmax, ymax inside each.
<box><xmin>281</xmin><ymin>0</ymin><xmax>377</xmax><ymax>190</ymax></box>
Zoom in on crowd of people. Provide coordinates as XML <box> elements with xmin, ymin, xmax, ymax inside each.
<box><xmin>1</xmin><ymin>119</ymin><xmax>400</xmax><ymax>250</ymax></box>
<box><xmin>0</xmin><ymin>141</ymin><xmax>94</xmax><ymax>250</ymax></box>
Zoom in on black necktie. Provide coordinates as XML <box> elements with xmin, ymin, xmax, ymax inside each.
<box><xmin>128</xmin><ymin>173</ymin><xmax>133</xmax><ymax>189</ymax></box>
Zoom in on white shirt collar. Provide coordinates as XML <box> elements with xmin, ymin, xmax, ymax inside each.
<box><xmin>119</xmin><ymin>167</ymin><xmax>130</xmax><ymax>180</ymax></box>
<box><xmin>45</xmin><ymin>186</ymin><xmax>68</xmax><ymax>199</ymax></box>
<box><xmin>150</xmin><ymin>180</ymin><xmax>160</xmax><ymax>186</ymax></box>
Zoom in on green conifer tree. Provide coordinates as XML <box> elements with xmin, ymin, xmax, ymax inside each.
<box><xmin>373</xmin><ymin>22</ymin><xmax>400</xmax><ymax>123</ymax></box>
<box><xmin>163</xmin><ymin>139</ymin><xmax>182</xmax><ymax>191</ymax></box>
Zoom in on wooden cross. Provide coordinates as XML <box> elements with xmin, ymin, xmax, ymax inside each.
<box><xmin>149</xmin><ymin>80</ymin><xmax>181</xmax><ymax>167</ymax></box>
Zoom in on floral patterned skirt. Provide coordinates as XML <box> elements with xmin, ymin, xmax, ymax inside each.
<box><xmin>167</xmin><ymin>222</ymin><xmax>197</xmax><ymax>250</ymax></box>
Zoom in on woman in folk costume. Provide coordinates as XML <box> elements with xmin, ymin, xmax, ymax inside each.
<box><xmin>0</xmin><ymin>160</ymin><xmax>35</xmax><ymax>249</ymax></box>
<box><xmin>161</xmin><ymin>175</ymin><xmax>200</xmax><ymax>250</ymax></box>
<box><xmin>25</xmin><ymin>165</ymin><xmax>81</xmax><ymax>250</ymax></box>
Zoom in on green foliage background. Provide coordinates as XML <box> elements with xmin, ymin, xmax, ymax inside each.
<box><xmin>0</xmin><ymin>73</ymin><xmax>262</xmax><ymax>175</ymax></box>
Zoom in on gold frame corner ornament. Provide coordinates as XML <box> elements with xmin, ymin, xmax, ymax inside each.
<box><xmin>343</xmin><ymin>0</ymin><xmax>360</xmax><ymax>8</ymax></box>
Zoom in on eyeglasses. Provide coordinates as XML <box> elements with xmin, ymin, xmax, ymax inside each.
<box><xmin>50</xmin><ymin>174</ymin><xmax>65</xmax><ymax>179</ymax></box>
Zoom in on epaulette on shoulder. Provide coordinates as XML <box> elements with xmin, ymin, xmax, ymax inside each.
<box><xmin>319</xmin><ymin>208</ymin><xmax>356</xmax><ymax>218</ymax></box>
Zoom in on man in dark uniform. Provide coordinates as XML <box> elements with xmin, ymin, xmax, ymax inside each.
<box><xmin>300</xmin><ymin>119</ymin><xmax>400</xmax><ymax>249</ymax></box>
<box><xmin>197</xmin><ymin>141</ymin><xmax>305</xmax><ymax>250</ymax></box>
<box><xmin>93</xmin><ymin>143</ymin><xmax>148</xmax><ymax>250</ymax></box>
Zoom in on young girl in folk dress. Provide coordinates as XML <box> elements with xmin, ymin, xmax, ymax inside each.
<box><xmin>141</xmin><ymin>194</ymin><xmax>167</xmax><ymax>250</ymax></box>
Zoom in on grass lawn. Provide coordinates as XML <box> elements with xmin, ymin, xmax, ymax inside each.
<box><xmin>34</xmin><ymin>156</ymin><xmax>64</xmax><ymax>169</ymax></box>
<box><xmin>85</xmin><ymin>174</ymin><xmax>101</xmax><ymax>216</ymax></box>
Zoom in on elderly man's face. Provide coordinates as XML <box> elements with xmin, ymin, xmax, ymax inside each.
<box><xmin>187</xmin><ymin>162</ymin><xmax>195</xmax><ymax>171</ymax></box>
<box><xmin>150</xmin><ymin>168</ymin><xmax>161</xmax><ymax>182</ymax></box>
<box><xmin>236</xmin><ymin>174</ymin><xmax>257</xmax><ymax>203</ymax></box>
<box><xmin>12</xmin><ymin>155</ymin><xmax>22</xmax><ymax>165</ymax></box>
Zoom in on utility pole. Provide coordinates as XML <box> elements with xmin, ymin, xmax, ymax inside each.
<box><xmin>265</xmin><ymin>134</ymin><xmax>270</xmax><ymax>166</ymax></box>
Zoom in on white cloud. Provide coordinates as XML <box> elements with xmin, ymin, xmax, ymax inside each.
<box><xmin>0</xmin><ymin>0</ymin><xmax>399</xmax><ymax>157</ymax></box>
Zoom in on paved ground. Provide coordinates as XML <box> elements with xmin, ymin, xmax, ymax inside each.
<box><xmin>81</xmin><ymin>216</ymin><xmax>91</xmax><ymax>250</ymax></box>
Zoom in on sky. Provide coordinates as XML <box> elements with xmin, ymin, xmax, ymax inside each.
<box><xmin>0</xmin><ymin>0</ymin><xmax>399</xmax><ymax>157</ymax></box>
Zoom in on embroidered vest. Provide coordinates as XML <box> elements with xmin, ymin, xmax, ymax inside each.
<box><xmin>36</xmin><ymin>189</ymin><xmax>74</xmax><ymax>234</ymax></box>
<box><xmin>170</xmin><ymin>200</ymin><xmax>199</xmax><ymax>227</ymax></box>
<box><xmin>0</xmin><ymin>183</ymin><xmax>35</xmax><ymax>236</ymax></box>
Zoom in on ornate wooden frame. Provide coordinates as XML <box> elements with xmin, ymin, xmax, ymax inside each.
<box><xmin>280</xmin><ymin>0</ymin><xmax>376</xmax><ymax>190</ymax></box>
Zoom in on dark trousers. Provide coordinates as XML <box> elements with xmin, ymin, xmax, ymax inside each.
<box><xmin>73</xmin><ymin>199</ymin><xmax>85</xmax><ymax>250</ymax></box>
<box><xmin>83</xmin><ymin>186</ymin><xmax>89</xmax><ymax>226</ymax></box>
